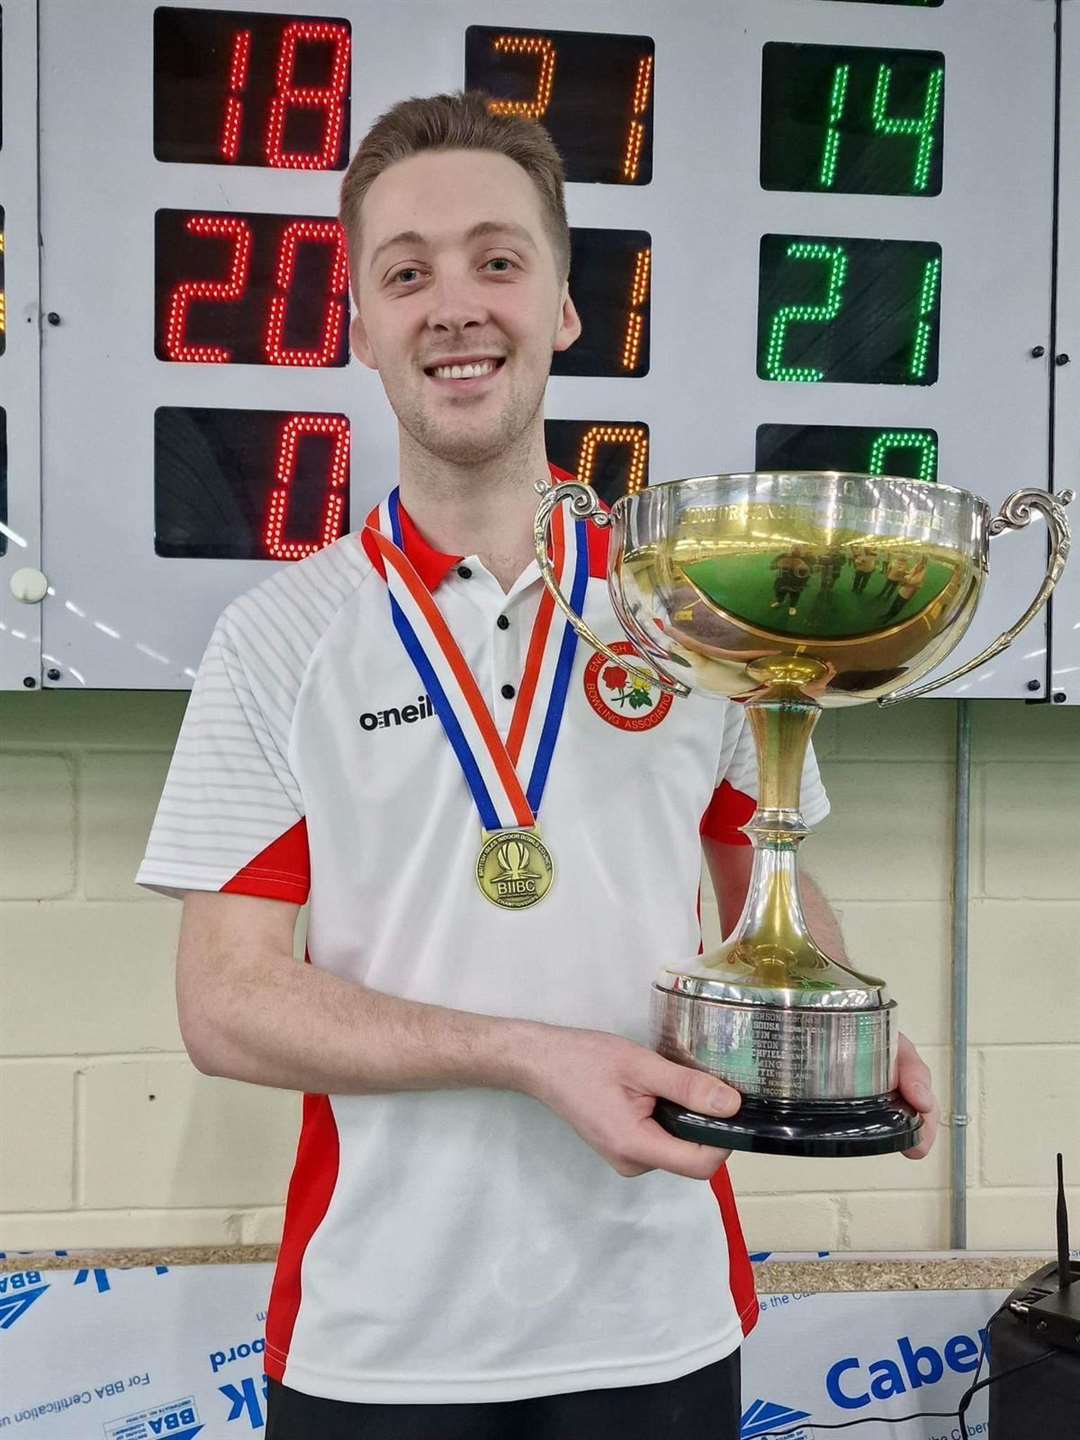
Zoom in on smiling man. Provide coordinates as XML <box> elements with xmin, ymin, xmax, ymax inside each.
<box><xmin>136</xmin><ymin>90</ymin><xmax>938</xmax><ymax>1440</ymax></box>
<box><xmin>345</xmin><ymin>125</ymin><xmax>583</xmax><ymax>592</ymax></box>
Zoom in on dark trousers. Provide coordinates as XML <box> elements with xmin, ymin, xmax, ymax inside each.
<box><xmin>266</xmin><ymin>1348</ymin><xmax>741</xmax><ymax>1439</ymax></box>
<box><xmin>774</xmin><ymin>583</ymin><xmax>806</xmax><ymax>605</ymax></box>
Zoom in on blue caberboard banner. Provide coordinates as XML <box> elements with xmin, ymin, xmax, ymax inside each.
<box><xmin>0</xmin><ymin>1254</ymin><xmax>1004</xmax><ymax>1438</ymax></box>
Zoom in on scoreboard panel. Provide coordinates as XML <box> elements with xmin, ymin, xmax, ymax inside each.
<box><xmin>0</xmin><ymin>0</ymin><xmax>1066</xmax><ymax>695</ymax></box>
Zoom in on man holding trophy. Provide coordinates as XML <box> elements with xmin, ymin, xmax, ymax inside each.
<box><xmin>138</xmin><ymin>90</ymin><xmax>1077</xmax><ymax>1440</ymax></box>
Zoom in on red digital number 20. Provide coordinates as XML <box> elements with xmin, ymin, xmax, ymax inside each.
<box><xmin>164</xmin><ymin>216</ymin><xmax>348</xmax><ymax>366</ymax></box>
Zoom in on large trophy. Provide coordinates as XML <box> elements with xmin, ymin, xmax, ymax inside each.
<box><xmin>535</xmin><ymin>472</ymin><xmax>1071</xmax><ymax>1157</ymax></box>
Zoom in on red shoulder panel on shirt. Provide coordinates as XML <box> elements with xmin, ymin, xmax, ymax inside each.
<box><xmin>221</xmin><ymin>817</ymin><xmax>311</xmax><ymax>903</ymax></box>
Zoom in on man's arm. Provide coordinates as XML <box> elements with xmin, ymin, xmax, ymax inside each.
<box><xmin>177</xmin><ymin>890</ymin><xmax>740</xmax><ymax>1182</ymax></box>
<box><xmin>702</xmin><ymin>836</ymin><xmax>939</xmax><ymax>1159</ymax></box>
<box><xmin>178</xmin><ymin>890</ymin><xmax>528</xmax><ymax>1096</ymax></box>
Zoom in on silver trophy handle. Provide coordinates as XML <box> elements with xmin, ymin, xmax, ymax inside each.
<box><xmin>878</xmin><ymin>487</ymin><xmax>1074</xmax><ymax>706</ymax></box>
<box><xmin>533</xmin><ymin>480</ymin><xmax>692</xmax><ymax>698</ymax></box>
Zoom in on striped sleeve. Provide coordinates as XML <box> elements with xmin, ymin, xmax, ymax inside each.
<box><xmin>700</xmin><ymin>703</ymin><xmax>830</xmax><ymax>845</ymax></box>
<box><xmin>134</xmin><ymin>607</ymin><xmax>310</xmax><ymax>903</ymax></box>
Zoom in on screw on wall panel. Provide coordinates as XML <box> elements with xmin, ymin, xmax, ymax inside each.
<box><xmin>1031</xmin><ymin>345</ymin><xmax>1046</xmax><ymax>358</ymax></box>
<box><xmin>1026</xmin><ymin>679</ymin><xmax>1041</xmax><ymax>691</ymax></box>
<box><xmin>46</xmin><ymin>312</ymin><xmax>61</xmax><ymax>326</ymax></box>
<box><xmin>22</xmin><ymin>676</ymin><xmax>37</xmax><ymax>688</ymax></box>
<box><xmin>1054</xmin><ymin>692</ymin><xmax>1067</xmax><ymax>703</ymax></box>
<box><xmin>46</xmin><ymin>668</ymin><xmax>61</xmax><ymax>681</ymax></box>
<box><xmin>1056</xmin><ymin>353</ymin><xmax>1071</xmax><ymax>366</ymax></box>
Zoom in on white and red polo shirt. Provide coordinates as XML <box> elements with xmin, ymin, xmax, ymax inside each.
<box><xmin>136</xmin><ymin>462</ymin><xmax>828</xmax><ymax>1404</ymax></box>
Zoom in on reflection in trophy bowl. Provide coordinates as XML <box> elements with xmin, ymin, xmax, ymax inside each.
<box><xmin>611</xmin><ymin>471</ymin><xmax>988</xmax><ymax>704</ymax></box>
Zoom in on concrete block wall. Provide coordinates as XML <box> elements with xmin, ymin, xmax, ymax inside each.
<box><xmin>0</xmin><ymin>692</ymin><xmax>1077</xmax><ymax>1255</ymax></box>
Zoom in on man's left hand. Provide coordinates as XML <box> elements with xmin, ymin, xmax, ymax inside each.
<box><xmin>896</xmin><ymin>1031</ymin><xmax>939</xmax><ymax>1160</ymax></box>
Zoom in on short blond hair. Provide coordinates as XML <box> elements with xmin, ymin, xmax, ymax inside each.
<box><xmin>339</xmin><ymin>89</ymin><xmax>571</xmax><ymax>287</ymax></box>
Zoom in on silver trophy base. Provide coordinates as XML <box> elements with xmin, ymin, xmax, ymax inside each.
<box><xmin>650</xmin><ymin>971</ymin><xmax>921</xmax><ymax>1157</ymax></box>
<box><xmin>651</xmin><ymin>973</ymin><xmax>898</xmax><ymax>1100</ymax></box>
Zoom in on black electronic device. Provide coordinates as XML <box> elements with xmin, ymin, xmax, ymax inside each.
<box><xmin>1004</xmin><ymin>1155</ymin><xmax>1080</xmax><ymax>1351</ymax></box>
<box><xmin>988</xmin><ymin>1156</ymin><xmax>1080</xmax><ymax>1434</ymax></box>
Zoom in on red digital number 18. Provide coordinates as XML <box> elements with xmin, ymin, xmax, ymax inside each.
<box><xmin>219</xmin><ymin>21</ymin><xmax>350</xmax><ymax>170</ymax></box>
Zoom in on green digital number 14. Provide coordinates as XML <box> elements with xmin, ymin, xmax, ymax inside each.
<box><xmin>819</xmin><ymin>62</ymin><xmax>944</xmax><ymax>192</ymax></box>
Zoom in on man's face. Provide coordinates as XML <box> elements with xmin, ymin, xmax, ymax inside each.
<box><xmin>349</xmin><ymin>149</ymin><xmax>581</xmax><ymax>467</ymax></box>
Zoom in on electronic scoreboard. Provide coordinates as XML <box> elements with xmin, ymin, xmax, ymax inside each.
<box><xmin>0</xmin><ymin>0</ymin><xmax>1074</xmax><ymax>697</ymax></box>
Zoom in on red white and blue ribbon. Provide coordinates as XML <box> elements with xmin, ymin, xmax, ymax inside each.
<box><xmin>364</xmin><ymin>486</ymin><xmax>590</xmax><ymax>833</ymax></box>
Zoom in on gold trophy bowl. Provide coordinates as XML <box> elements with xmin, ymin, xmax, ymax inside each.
<box><xmin>535</xmin><ymin>471</ymin><xmax>1072</xmax><ymax>1156</ymax></box>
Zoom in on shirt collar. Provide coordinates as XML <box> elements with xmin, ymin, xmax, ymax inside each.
<box><xmin>361</xmin><ymin>461</ymin><xmax>605</xmax><ymax>590</ymax></box>
<box><xmin>392</xmin><ymin>498</ymin><xmax>464</xmax><ymax>592</ymax></box>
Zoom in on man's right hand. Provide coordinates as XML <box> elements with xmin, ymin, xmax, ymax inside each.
<box><xmin>519</xmin><ymin>1026</ymin><xmax>740</xmax><ymax>1180</ymax></box>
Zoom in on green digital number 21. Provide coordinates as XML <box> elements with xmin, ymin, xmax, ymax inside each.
<box><xmin>765</xmin><ymin>243</ymin><xmax>940</xmax><ymax>383</ymax></box>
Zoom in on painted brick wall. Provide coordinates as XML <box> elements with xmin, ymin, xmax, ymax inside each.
<box><xmin>1</xmin><ymin>692</ymin><xmax>1077</xmax><ymax>1254</ymax></box>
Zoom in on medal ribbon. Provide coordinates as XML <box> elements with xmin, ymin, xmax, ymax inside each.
<box><xmin>364</xmin><ymin>486</ymin><xmax>590</xmax><ymax>833</ymax></box>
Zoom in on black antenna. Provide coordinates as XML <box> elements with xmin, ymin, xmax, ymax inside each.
<box><xmin>1056</xmin><ymin>1152</ymin><xmax>1071</xmax><ymax>1292</ymax></box>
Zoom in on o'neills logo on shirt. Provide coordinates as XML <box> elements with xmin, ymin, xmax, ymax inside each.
<box><xmin>358</xmin><ymin>695</ymin><xmax>435</xmax><ymax>732</ymax></box>
<box><xmin>583</xmin><ymin>641</ymin><xmax>673</xmax><ymax>732</ymax></box>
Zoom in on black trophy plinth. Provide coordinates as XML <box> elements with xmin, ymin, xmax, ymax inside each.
<box><xmin>653</xmin><ymin>1092</ymin><xmax>922</xmax><ymax>1158</ymax></box>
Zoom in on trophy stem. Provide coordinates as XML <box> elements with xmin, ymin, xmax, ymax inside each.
<box><xmin>719</xmin><ymin>693</ymin><xmax>839</xmax><ymax>985</ymax></box>
<box><xmin>744</xmin><ymin>692</ymin><xmax>820</xmax><ymax>818</ymax></box>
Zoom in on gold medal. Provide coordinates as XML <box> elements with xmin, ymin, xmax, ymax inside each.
<box><xmin>368</xmin><ymin>499</ymin><xmax>584</xmax><ymax>917</ymax></box>
<box><xmin>476</xmin><ymin>828</ymin><xmax>554</xmax><ymax>910</ymax></box>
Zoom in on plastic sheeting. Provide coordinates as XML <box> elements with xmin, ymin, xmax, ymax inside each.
<box><xmin>0</xmin><ymin>1254</ymin><xmax>1002</xmax><ymax>1438</ymax></box>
